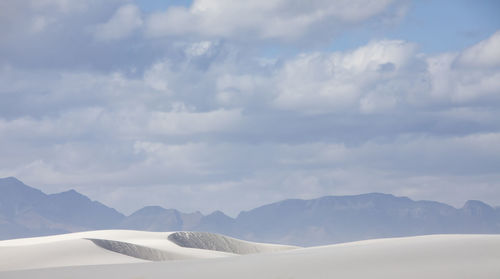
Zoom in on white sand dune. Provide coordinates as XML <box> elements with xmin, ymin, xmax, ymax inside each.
<box><xmin>0</xmin><ymin>230</ymin><xmax>295</xmax><ymax>271</ymax></box>
<box><xmin>167</xmin><ymin>231</ymin><xmax>293</xmax><ymax>254</ymax></box>
<box><xmin>1</xmin><ymin>232</ymin><xmax>499</xmax><ymax>278</ymax></box>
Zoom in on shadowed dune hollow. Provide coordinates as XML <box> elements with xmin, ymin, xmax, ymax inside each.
<box><xmin>87</xmin><ymin>238</ymin><xmax>174</xmax><ymax>261</ymax></box>
<box><xmin>167</xmin><ymin>231</ymin><xmax>289</xmax><ymax>254</ymax></box>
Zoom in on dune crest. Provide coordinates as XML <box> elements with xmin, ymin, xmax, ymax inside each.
<box><xmin>168</xmin><ymin>231</ymin><xmax>295</xmax><ymax>254</ymax></box>
<box><xmin>0</xmin><ymin>230</ymin><xmax>294</xmax><ymax>271</ymax></box>
<box><xmin>1</xmin><ymin>231</ymin><xmax>500</xmax><ymax>278</ymax></box>
<box><xmin>87</xmin><ymin>238</ymin><xmax>176</xmax><ymax>261</ymax></box>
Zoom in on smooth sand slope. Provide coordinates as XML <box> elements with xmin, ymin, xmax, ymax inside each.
<box><xmin>0</xmin><ymin>230</ymin><xmax>295</xmax><ymax>271</ymax></box>
<box><xmin>1</xmin><ymin>232</ymin><xmax>499</xmax><ymax>279</ymax></box>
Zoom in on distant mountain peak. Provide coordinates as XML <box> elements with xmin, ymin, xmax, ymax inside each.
<box><xmin>1</xmin><ymin>177</ymin><xmax>500</xmax><ymax>246</ymax></box>
<box><xmin>131</xmin><ymin>206</ymin><xmax>172</xmax><ymax>216</ymax></box>
<box><xmin>209</xmin><ymin>210</ymin><xmax>228</xmax><ymax>216</ymax></box>
<box><xmin>0</xmin><ymin>176</ymin><xmax>23</xmax><ymax>184</ymax></box>
<box><xmin>49</xmin><ymin>189</ymin><xmax>91</xmax><ymax>203</ymax></box>
<box><xmin>463</xmin><ymin>200</ymin><xmax>492</xmax><ymax>208</ymax></box>
<box><xmin>462</xmin><ymin>200</ymin><xmax>495</xmax><ymax>217</ymax></box>
<box><xmin>204</xmin><ymin>210</ymin><xmax>233</xmax><ymax>222</ymax></box>
<box><xmin>0</xmin><ymin>177</ymin><xmax>34</xmax><ymax>190</ymax></box>
<box><xmin>55</xmin><ymin>189</ymin><xmax>82</xmax><ymax>196</ymax></box>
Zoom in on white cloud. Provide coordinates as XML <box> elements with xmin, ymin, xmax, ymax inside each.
<box><xmin>145</xmin><ymin>0</ymin><xmax>399</xmax><ymax>40</ymax></box>
<box><xmin>147</xmin><ymin>108</ymin><xmax>242</xmax><ymax>135</ymax></box>
<box><xmin>215</xmin><ymin>74</ymin><xmax>269</xmax><ymax>106</ymax></box>
<box><xmin>426</xmin><ymin>31</ymin><xmax>500</xmax><ymax>103</ymax></box>
<box><xmin>272</xmin><ymin>31</ymin><xmax>500</xmax><ymax>113</ymax></box>
<box><xmin>458</xmin><ymin>30</ymin><xmax>500</xmax><ymax>68</ymax></box>
<box><xmin>273</xmin><ymin>40</ymin><xmax>418</xmax><ymax>113</ymax></box>
<box><xmin>359</xmin><ymin>93</ymin><xmax>397</xmax><ymax>113</ymax></box>
<box><xmin>185</xmin><ymin>41</ymin><xmax>216</xmax><ymax>57</ymax></box>
<box><xmin>143</xmin><ymin>60</ymin><xmax>172</xmax><ymax>92</ymax></box>
<box><xmin>94</xmin><ymin>4</ymin><xmax>143</xmax><ymax>41</ymax></box>
<box><xmin>31</xmin><ymin>16</ymin><xmax>52</xmax><ymax>33</ymax></box>
<box><xmin>1</xmin><ymin>0</ymin><xmax>499</xmax><ymax>216</ymax></box>
<box><xmin>30</xmin><ymin>0</ymin><xmax>89</xmax><ymax>14</ymax></box>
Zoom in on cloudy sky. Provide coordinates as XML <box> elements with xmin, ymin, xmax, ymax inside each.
<box><xmin>1</xmin><ymin>0</ymin><xmax>499</xmax><ymax>216</ymax></box>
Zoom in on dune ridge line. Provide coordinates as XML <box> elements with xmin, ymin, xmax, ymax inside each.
<box><xmin>168</xmin><ymin>231</ymin><xmax>296</xmax><ymax>254</ymax></box>
<box><xmin>86</xmin><ymin>238</ymin><xmax>175</xmax><ymax>261</ymax></box>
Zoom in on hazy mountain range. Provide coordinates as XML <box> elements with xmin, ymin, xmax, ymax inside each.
<box><xmin>1</xmin><ymin>177</ymin><xmax>499</xmax><ymax>246</ymax></box>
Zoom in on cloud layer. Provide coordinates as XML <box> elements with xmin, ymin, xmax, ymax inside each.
<box><xmin>145</xmin><ymin>0</ymin><xmax>401</xmax><ymax>40</ymax></box>
<box><xmin>0</xmin><ymin>0</ymin><xmax>499</xmax><ymax>215</ymax></box>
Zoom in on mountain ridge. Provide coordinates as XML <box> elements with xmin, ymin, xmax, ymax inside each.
<box><xmin>1</xmin><ymin>177</ymin><xmax>499</xmax><ymax>246</ymax></box>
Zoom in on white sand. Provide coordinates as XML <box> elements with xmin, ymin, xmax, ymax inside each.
<box><xmin>1</xmin><ymin>232</ymin><xmax>499</xmax><ymax>278</ymax></box>
<box><xmin>0</xmin><ymin>230</ymin><xmax>295</xmax><ymax>271</ymax></box>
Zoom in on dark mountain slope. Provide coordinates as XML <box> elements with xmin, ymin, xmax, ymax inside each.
<box><xmin>0</xmin><ymin>177</ymin><xmax>124</xmax><ymax>239</ymax></box>
<box><xmin>1</xmin><ymin>177</ymin><xmax>499</xmax><ymax>246</ymax></box>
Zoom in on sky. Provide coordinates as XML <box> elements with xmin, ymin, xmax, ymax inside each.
<box><xmin>1</xmin><ymin>0</ymin><xmax>499</xmax><ymax>216</ymax></box>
